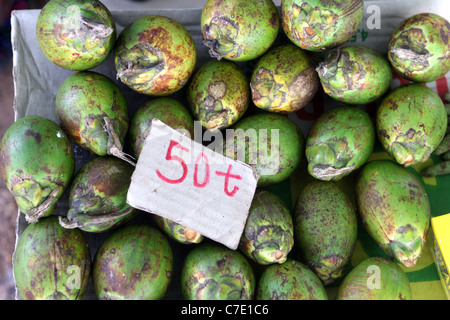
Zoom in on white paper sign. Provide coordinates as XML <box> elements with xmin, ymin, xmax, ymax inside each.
<box><xmin>127</xmin><ymin>119</ymin><xmax>259</xmax><ymax>249</ymax></box>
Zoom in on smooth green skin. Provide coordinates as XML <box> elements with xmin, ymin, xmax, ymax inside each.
<box><xmin>55</xmin><ymin>71</ymin><xmax>129</xmax><ymax>157</ymax></box>
<box><xmin>388</xmin><ymin>13</ymin><xmax>450</xmax><ymax>83</ymax></box>
<box><xmin>224</xmin><ymin>113</ymin><xmax>304</xmax><ymax>187</ymax></box>
<box><xmin>0</xmin><ymin>116</ymin><xmax>75</xmax><ymax>222</ymax></box>
<box><xmin>317</xmin><ymin>45</ymin><xmax>392</xmax><ymax>105</ymax></box>
<box><xmin>36</xmin><ymin>0</ymin><xmax>115</xmax><ymax>71</ymax></box>
<box><xmin>14</xmin><ymin>216</ymin><xmax>91</xmax><ymax>300</ymax></box>
<box><xmin>93</xmin><ymin>224</ymin><xmax>173</xmax><ymax>300</ymax></box>
<box><xmin>306</xmin><ymin>106</ymin><xmax>375</xmax><ymax>181</ymax></box>
<box><xmin>336</xmin><ymin>257</ymin><xmax>412</xmax><ymax>300</ymax></box>
<box><xmin>62</xmin><ymin>156</ymin><xmax>136</xmax><ymax>233</ymax></box>
<box><xmin>239</xmin><ymin>190</ymin><xmax>294</xmax><ymax>265</ymax></box>
<box><xmin>356</xmin><ymin>160</ymin><xmax>431</xmax><ymax>267</ymax></box>
<box><xmin>152</xmin><ymin>215</ymin><xmax>203</xmax><ymax>244</ymax></box>
<box><xmin>187</xmin><ymin>60</ymin><xmax>249</xmax><ymax>131</ymax></box>
<box><xmin>281</xmin><ymin>0</ymin><xmax>364</xmax><ymax>52</ymax></box>
<box><xmin>250</xmin><ymin>44</ymin><xmax>319</xmax><ymax>113</ymax></box>
<box><xmin>114</xmin><ymin>15</ymin><xmax>197</xmax><ymax>96</ymax></box>
<box><xmin>127</xmin><ymin>97</ymin><xmax>195</xmax><ymax>159</ymax></box>
<box><xmin>180</xmin><ymin>243</ymin><xmax>255</xmax><ymax>300</ymax></box>
<box><xmin>201</xmin><ymin>0</ymin><xmax>279</xmax><ymax>61</ymax></box>
<box><xmin>256</xmin><ymin>259</ymin><xmax>328</xmax><ymax>300</ymax></box>
<box><xmin>376</xmin><ymin>84</ymin><xmax>447</xmax><ymax>167</ymax></box>
<box><xmin>293</xmin><ymin>181</ymin><xmax>357</xmax><ymax>285</ymax></box>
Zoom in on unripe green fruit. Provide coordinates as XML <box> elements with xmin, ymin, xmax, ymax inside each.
<box><xmin>256</xmin><ymin>259</ymin><xmax>328</xmax><ymax>300</ymax></box>
<box><xmin>250</xmin><ymin>44</ymin><xmax>319</xmax><ymax>113</ymax></box>
<box><xmin>115</xmin><ymin>15</ymin><xmax>196</xmax><ymax>96</ymax></box>
<box><xmin>187</xmin><ymin>59</ymin><xmax>250</xmax><ymax>131</ymax></box>
<box><xmin>181</xmin><ymin>243</ymin><xmax>255</xmax><ymax>300</ymax></box>
<box><xmin>317</xmin><ymin>45</ymin><xmax>392</xmax><ymax>105</ymax></box>
<box><xmin>306</xmin><ymin>105</ymin><xmax>375</xmax><ymax>181</ymax></box>
<box><xmin>356</xmin><ymin>160</ymin><xmax>431</xmax><ymax>267</ymax></box>
<box><xmin>127</xmin><ymin>97</ymin><xmax>194</xmax><ymax>160</ymax></box>
<box><xmin>293</xmin><ymin>180</ymin><xmax>357</xmax><ymax>285</ymax></box>
<box><xmin>14</xmin><ymin>216</ymin><xmax>91</xmax><ymax>300</ymax></box>
<box><xmin>223</xmin><ymin>113</ymin><xmax>304</xmax><ymax>186</ymax></box>
<box><xmin>336</xmin><ymin>257</ymin><xmax>412</xmax><ymax>300</ymax></box>
<box><xmin>0</xmin><ymin>116</ymin><xmax>75</xmax><ymax>223</ymax></box>
<box><xmin>59</xmin><ymin>156</ymin><xmax>137</xmax><ymax>233</ymax></box>
<box><xmin>388</xmin><ymin>13</ymin><xmax>450</xmax><ymax>83</ymax></box>
<box><xmin>93</xmin><ymin>224</ymin><xmax>173</xmax><ymax>300</ymax></box>
<box><xmin>55</xmin><ymin>71</ymin><xmax>131</xmax><ymax>163</ymax></box>
<box><xmin>239</xmin><ymin>190</ymin><xmax>294</xmax><ymax>265</ymax></box>
<box><xmin>201</xmin><ymin>0</ymin><xmax>279</xmax><ymax>61</ymax></box>
<box><xmin>281</xmin><ymin>0</ymin><xmax>364</xmax><ymax>51</ymax></box>
<box><xmin>36</xmin><ymin>0</ymin><xmax>116</xmax><ymax>70</ymax></box>
<box><xmin>376</xmin><ymin>84</ymin><xmax>447</xmax><ymax>167</ymax></box>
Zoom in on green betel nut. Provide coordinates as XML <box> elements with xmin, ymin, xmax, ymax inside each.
<box><xmin>388</xmin><ymin>13</ymin><xmax>450</xmax><ymax>83</ymax></box>
<box><xmin>114</xmin><ymin>15</ymin><xmax>197</xmax><ymax>96</ymax></box>
<box><xmin>201</xmin><ymin>0</ymin><xmax>279</xmax><ymax>61</ymax></box>
<box><xmin>14</xmin><ymin>216</ymin><xmax>91</xmax><ymax>300</ymax></box>
<box><xmin>187</xmin><ymin>60</ymin><xmax>249</xmax><ymax>131</ymax></box>
<box><xmin>55</xmin><ymin>71</ymin><xmax>132</xmax><ymax>164</ymax></box>
<box><xmin>93</xmin><ymin>224</ymin><xmax>173</xmax><ymax>300</ymax></box>
<box><xmin>317</xmin><ymin>45</ymin><xmax>392</xmax><ymax>105</ymax></box>
<box><xmin>376</xmin><ymin>84</ymin><xmax>447</xmax><ymax>167</ymax></box>
<box><xmin>256</xmin><ymin>259</ymin><xmax>328</xmax><ymax>300</ymax></box>
<box><xmin>58</xmin><ymin>156</ymin><xmax>137</xmax><ymax>233</ymax></box>
<box><xmin>224</xmin><ymin>113</ymin><xmax>304</xmax><ymax>187</ymax></box>
<box><xmin>336</xmin><ymin>257</ymin><xmax>412</xmax><ymax>300</ymax></box>
<box><xmin>250</xmin><ymin>44</ymin><xmax>319</xmax><ymax>113</ymax></box>
<box><xmin>356</xmin><ymin>160</ymin><xmax>431</xmax><ymax>267</ymax></box>
<box><xmin>281</xmin><ymin>0</ymin><xmax>363</xmax><ymax>51</ymax></box>
<box><xmin>306</xmin><ymin>105</ymin><xmax>375</xmax><ymax>181</ymax></box>
<box><xmin>239</xmin><ymin>190</ymin><xmax>294</xmax><ymax>265</ymax></box>
<box><xmin>127</xmin><ymin>97</ymin><xmax>195</xmax><ymax>160</ymax></box>
<box><xmin>36</xmin><ymin>0</ymin><xmax>116</xmax><ymax>71</ymax></box>
<box><xmin>180</xmin><ymin>243</ymin><xmax>255</xmax><ymax>300</ymax></box>
<box><xmin>0</xmin><ymin>116</ymin><xmax>75</xmax><ymax>223</ymax></box>
<box><xmin>152</xmin><ymin>215</ymin><xmax>203</xmax><ymax>245</ymax></box>
<box><xmin>293</xmin><ymin>181</ymin><xmax>357</xmax><ymax>285</ymax></box>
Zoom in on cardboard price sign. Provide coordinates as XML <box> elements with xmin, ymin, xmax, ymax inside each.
<box><xmin>127</xmin><ymin>119</ymin><xmax>259</xmax><ymax>249</ymax></box>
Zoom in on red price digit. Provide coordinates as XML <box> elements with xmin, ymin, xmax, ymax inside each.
<box><xmin>156</xmin><ymin>140</ymin><xmax>189</xmax><ymax>184</ymax></box>
<box><xmin>156</xmin><ymin>139</ymin><xmax>241</xmax><ymax>197</ymax></box>
<box><xmin>193</xmin><ymin>152</ymin><xmax>210</xmax><ymax>188</ymax></box>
